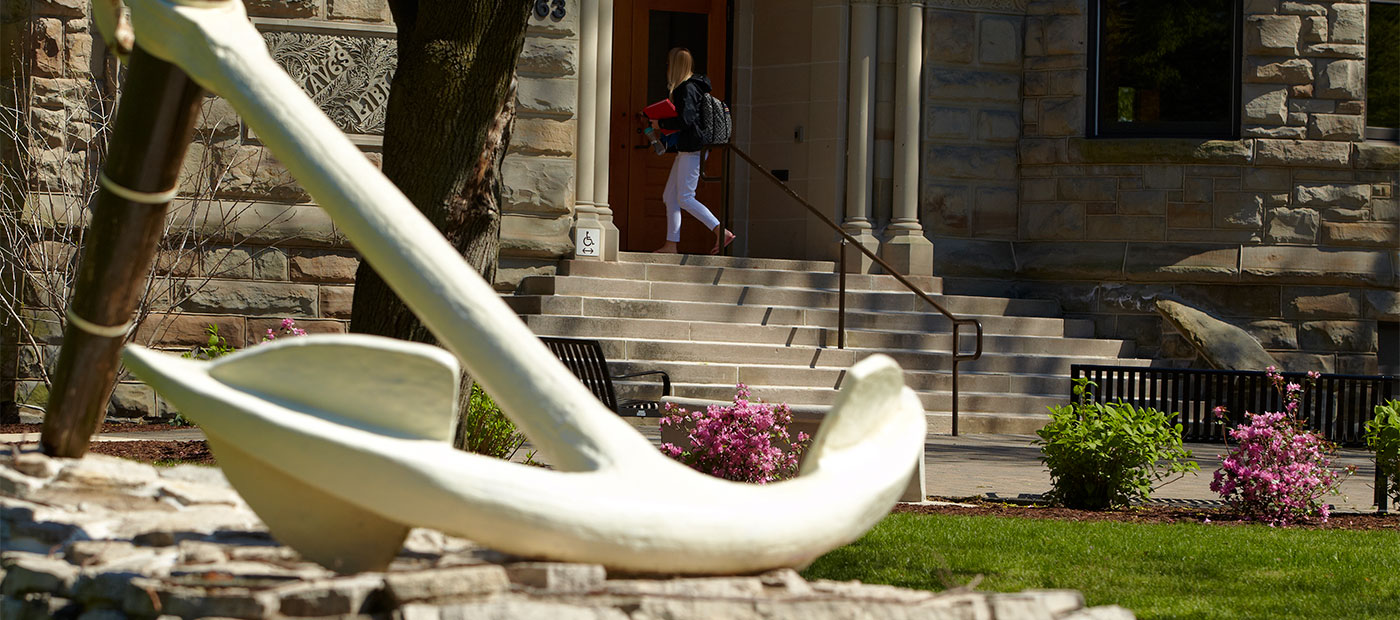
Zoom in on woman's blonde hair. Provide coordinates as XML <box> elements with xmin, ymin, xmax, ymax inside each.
<box><xmin>666</xmin><ymin>47</ymin><xmax>694</xmax><ymax>94</ymax></box>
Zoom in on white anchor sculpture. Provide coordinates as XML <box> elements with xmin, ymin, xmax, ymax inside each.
<box><xmin>112</xmin><ymin>0</ymin><xmax>927</xmax><ymax>574</ymax></box>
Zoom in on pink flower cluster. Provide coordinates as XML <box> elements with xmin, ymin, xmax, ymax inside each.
<box><xmin>261</xmin><ymin>317</ymin><xmax>309</xmax><ymax>343</ymax></box>
<box><xmin>1210</xmin><ymin>367</ymin><xmax>1349</xmax><ymax>526</ymax></box>
<box><xmin>658</xmin><ymin>384</ymin><xmax>811</xmax><ymax>484</ymax></box>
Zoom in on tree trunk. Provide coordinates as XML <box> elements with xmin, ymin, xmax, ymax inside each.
<box><xmin>349</xmin><ymin>0</ymin><xmax>529</xmax><ymax>449</ymax></box>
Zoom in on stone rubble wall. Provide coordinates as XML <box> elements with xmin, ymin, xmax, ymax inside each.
<box><xmin>1</xmin><ymin>0</ymin><xmax>582</xmax><ymax>422</ymax></box>
<box><xmin>928</xmin><ymin>0</ymin><xmax>1399</xmax><ymax>370</ymax></box>
<box><xmin>0</xmin><ymin>449</ymin><xmax>1136</xmax><ymax>620</ymax></box>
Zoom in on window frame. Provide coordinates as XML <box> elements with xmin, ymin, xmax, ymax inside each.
<box><xmin>1085</xmin><ymin>0</ymin><xmax>1244</xmax><ymax>139</ymax></box>
<box><xmin>1367</xmin><ymin>0</ymin><xmax>1400</xmax><ymax>141</ymax></box>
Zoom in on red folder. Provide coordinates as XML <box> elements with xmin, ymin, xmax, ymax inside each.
<box><xmin>643</xmin><ymin>99</ymin><xmax>678</xmax><ymax>135</ymax></box>
<box><xmin>643</xmin><ymin>98</ymin><xmax>676</xmax><ymax>120</ymax></box>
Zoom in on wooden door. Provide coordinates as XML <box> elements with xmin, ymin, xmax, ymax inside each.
<box><xmin>609</xmin><ymin>0</ymin><xmax>727</xmax><ymax>254</ymax></box>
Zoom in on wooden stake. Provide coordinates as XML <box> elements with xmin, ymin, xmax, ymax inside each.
<box><xmin>40</xmin><ymin>46</ymin><xmax>204</xmax><ymax>457</ymax></box>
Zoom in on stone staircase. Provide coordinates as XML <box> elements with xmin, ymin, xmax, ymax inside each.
<box><xmin>505</xmin><ymin>252</ymin><xmax>1152</xmax><ymax>434</ymax></box>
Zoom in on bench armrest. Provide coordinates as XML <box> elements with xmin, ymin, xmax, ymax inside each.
<box><xmin>613</xmin><ymin>369</ymin><xmax>672</xmax><ymax>396</ymax></box>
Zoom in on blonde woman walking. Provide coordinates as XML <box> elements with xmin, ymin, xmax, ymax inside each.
<box><xmin>649</xmin><ymin>47</ymin><xmax>735</xmax><ymax>254</ymax></box>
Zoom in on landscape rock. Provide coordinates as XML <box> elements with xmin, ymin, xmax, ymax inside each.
<box><xmin>1155</xmin><ymin>299</ymin><xmax>1280</xmax><ymax>371</ymax></box>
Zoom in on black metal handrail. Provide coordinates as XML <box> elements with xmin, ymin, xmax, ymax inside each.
<box><xmin>701</xmin><ymin>143</ymin><xmax>984</xmax><ymax>435</ymax></box>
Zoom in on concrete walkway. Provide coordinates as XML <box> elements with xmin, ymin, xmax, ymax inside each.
<box><xmin>5</xmin><ymin>426</ymin><xmax>1383</xmax><ymax>513</ymax></box>
<box><xmin>0</xmin><ymin>429</ymin><xmax>205</xmax><ymax>444</ymax></box>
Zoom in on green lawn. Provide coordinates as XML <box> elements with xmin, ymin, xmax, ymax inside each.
<box><xmin>801</xmin><ymin>512</ymin><xmax>1400</xmax><ymax>620</ymax></box>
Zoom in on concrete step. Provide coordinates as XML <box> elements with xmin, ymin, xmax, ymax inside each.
<box><xmin>580</xmin><ymin>336</ymin><xmax>1148</xmax><ymax>376</ymax></box>
<box><xmin>521</xmin><ymin>314</ymin><xmax>1136</xmax><ymax>357</ymax></box>
<box><xmin>504</xmin><ymin>295</ymin><xmax>1092</xmax><ymax>338</ymax></box>
<box><xmin>510</xmin><ymin>252</ymin><xmax>1150</xmax><ymax>434</ymax></box>
<box><xmin>615</xmin><ymin>251</ymin><xmax>837</xmax><ymax>272</ymax></box>
<box><xmin>599</xmin><ymin>357</ymin><xmax>1074</xmax><ymax>396</ymax></box>
<box><xmin>518</xmin><ymin>276</ymin><xmax>1059</xmax><ymax>317</ymax></box>
<box><xmin>803</xmin><ymin>307</ymin><xmax>1096</xmax><ymax>339</ymax></box>
<box><xmin>619</xmin><ymin>381</ymin><xmax>1065</xmax><ymax>416</ymax></box>
<box><xmin>559</xmin><ymin>259</ymin><xmax>944</xmax><ymax>295</ymax></box>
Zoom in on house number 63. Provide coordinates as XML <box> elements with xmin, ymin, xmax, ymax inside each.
<box><xmin>534</xmin><ymin>0</ymin><xmax>566</xmax><ymax>19</ymax></box>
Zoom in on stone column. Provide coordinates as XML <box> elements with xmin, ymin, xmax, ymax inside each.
<box><xmin>572</xmin><ymin>0</ymin><xmax>606</xmax><ymax>260</ymax></box>
<box><xmin>873</xmin><ymin>0</ymin><xmax>897</xmax><ymax>227</ymax></box>
<box><xmin>880</xmin><ymin>0</ymin><xmax>933</xmax><ymax>276</ymax></box>
<box><xmin>843</xmin><ymin>0</ymin><xmax>880</xmax><ymax>273</ymax></box>
<box><xmin>592</xmin><ymin>0</ymin><xmax>620</xmax><ymax>260</ymax></box>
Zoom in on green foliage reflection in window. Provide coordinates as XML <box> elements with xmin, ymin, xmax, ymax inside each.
<box><xmin>1369</xmin><ymin>1</ymin><xmax>1399</xmax><ymax>135</ymax></box>
<box><xmin>1092</xmin><ymin>0</ymin><xmax>1239</xmax><ymax>138</ymax></box>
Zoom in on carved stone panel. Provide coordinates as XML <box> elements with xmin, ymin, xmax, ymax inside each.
<box><xmin>261</xmin><ymin>27</ymin><xmax>397</xmax><ymax>138</ymax></box>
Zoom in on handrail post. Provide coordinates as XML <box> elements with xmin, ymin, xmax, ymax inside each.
<box><xmin>952</xmin><ymin>360</ymin><xmax>960</xmax><ymax>437</ymax></box>
<box><xmin>838</xmin><ymin>239</ymin><xmax>847</xmax><ymax>350</ymax></box>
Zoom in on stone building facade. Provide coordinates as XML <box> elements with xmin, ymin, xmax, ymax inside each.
<box><xmin>1</xmin><ymin>0</ymin><xmax>1396</xmax><ymax>421</ymax></box>
<box><xmin>923</xmin><ymin>0</ymin><xmax>1398</xmax><ymax>373</ymax></box>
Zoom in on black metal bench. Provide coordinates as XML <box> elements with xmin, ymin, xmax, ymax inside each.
<box><xmin>541</xmin><ymin>337</ymin><xmax>672</xmax><ymax>417</ymax></box>
<box><xmin>1070</xmin><ymin>364</ymin><xmax>1400</xmax><ymax>511</ymax></box>
<box><xmin>1069</xmin><ymin>364</ymin><xmax>1399</xmax><ymax>447</ymax></box>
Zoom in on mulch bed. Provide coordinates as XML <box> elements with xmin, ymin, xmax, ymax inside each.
<box><xmin>897</xmin><ymin>498</ymin><xmax>1400</xmax><ymax>531</ymax></box>
<box><xmin>0</xmin><ymin>422</ymin><xmax>192</xmax><ymax>434</ymax></box>
<box><xmin>86</xmin><ymin>440</ymin><xmax>216</xmax><ymax>465</ymax></box>
<box><xmin>3</xmin><ymin>423</ymin><xmax>215</xmax><ymax>465</ymax></box>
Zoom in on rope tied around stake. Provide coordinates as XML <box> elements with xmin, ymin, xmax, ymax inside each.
<box><xmin>98</xmin><ymin>173</ymin><xmax>179</xmax><ymax>204</ymax></box>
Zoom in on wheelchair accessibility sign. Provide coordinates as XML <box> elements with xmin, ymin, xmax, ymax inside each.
<box><xmin>574</xmin><ymin>226</ymin><xmax>602</xmax><ymax>258</ymax></box>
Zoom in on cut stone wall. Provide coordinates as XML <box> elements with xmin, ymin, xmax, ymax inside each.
<box><xmin>932</xmin><ymin>0</ymin><xmax>1400</xmax><ymax>371</ymax></box>
<box><xmin>921</xmin><ymin>0</ymin><xmax>1028</xmax><ymax>240</ymax></box>
<box><xmin>733</xmin><ymin>0</ymin><xmax>850</xmax><ymax>262</ymax></box>
<box><xmin>497</xmin><ymin>7</ymin><xmax>580</xmax><ymax>290</ymax></box>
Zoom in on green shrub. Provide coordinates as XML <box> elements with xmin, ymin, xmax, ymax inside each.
<box><xmin>1035</xmin><ymin>378</ymin><xmax>1198</xmax><ymax>510</ymax></box>
<box><xmin>456</xmin><ymin>383</ymin><xmax>528</xmax><ymax>460</ymax></box>
<box><xmin>168</xmin><ymin>325</ymin><xmax>238</xmax><ymax>426</ymax></box>
<box><xmin>1365</xmin><ymin>400</ymin><xmax>1400</xmax><ymax>505</ymax></box>
<box><xmin>182</xmin><ymin>325</ymin><xmax>237</xmax><ymax>361</ymax></box>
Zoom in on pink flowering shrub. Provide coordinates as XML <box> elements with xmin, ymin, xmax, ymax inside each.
<box><xmin>658</xmin><ymin>384</ymin><xmax>810</xmax><ymax>484</ymax></box>
<box><xmin>261</xmin><ymin>317</ymin><xmax>309</xmax><ymax>342</ymax></box>
<box><xmin>1210</xmin><ymin>367</ymin><xmax>1352</xmax><ymax>525</ymax></box>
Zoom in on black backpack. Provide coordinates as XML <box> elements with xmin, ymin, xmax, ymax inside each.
<box><xmin>697</xmin><ymin>93</ymin><xmax>731</xmax><ymax>146</ymax></box>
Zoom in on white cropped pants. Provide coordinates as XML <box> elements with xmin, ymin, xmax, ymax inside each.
<box><xmin>663</xmin><ymin>151</ymin><xmax>720</xmax><ymax>242</ymax></box>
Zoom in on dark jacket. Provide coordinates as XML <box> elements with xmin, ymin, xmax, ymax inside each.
<box><xmin>658</xmin><ymin>74</ymin><xmax>712</xmax><ymax>153</ymax></box>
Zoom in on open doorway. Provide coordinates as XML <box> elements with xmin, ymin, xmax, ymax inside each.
<box><xmin>608</xmin><ymin>0</ymin><xmax>728</xmax><ymax>254</ymax></box>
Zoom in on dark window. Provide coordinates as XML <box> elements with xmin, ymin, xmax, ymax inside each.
<box><xmin>1087</xmin><ymin>0</ymin><xmax>1242</xmax><ymax>138</ymax></box>
<box><xmin>1368</xmin><ymin>1</ymin><xmax>1399</xmax><ymax>140</ymax></box>
<box><xmin>1381</xmin><ymin>322</ymin><xmax>1399</xmax><ymax>376</ymax></box>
